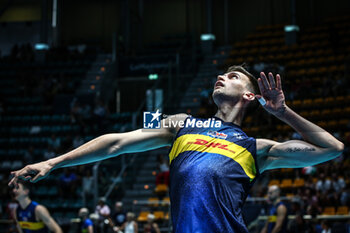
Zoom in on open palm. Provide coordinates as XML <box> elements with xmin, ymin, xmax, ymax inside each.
<box><xmin>257</xmin><ymin>72</ymin><xmax>286</xmax><ymax>117</ymax></box>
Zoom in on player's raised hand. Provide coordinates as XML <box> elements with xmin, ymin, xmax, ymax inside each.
<box><xmin>256</xmin><ymin>72</ymin><xmax>287</xmax><ymax>118</ymax></box>
<box><xmin>8</xmin><ymin>161</ymin><xmax>53</xmax><ymax>187</ymax></box>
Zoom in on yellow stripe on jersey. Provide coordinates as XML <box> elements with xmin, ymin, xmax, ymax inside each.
<box><xmin>169</xmin><ymin>134</ymin><xmax>256</xmax><ymax>180</ymax></box>
<box><xmin>268</xmin><ymin>215</ymin><xmax>277</xmax><ymax>222</ymax></box>
<box><xmin>19</xmin><ymin>221</ymin><xmax>45</xmax><ymax>230</ymax></box>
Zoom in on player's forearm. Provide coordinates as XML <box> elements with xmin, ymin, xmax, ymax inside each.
<box><xmin>48</xmin><ymin>134</ymin><xmax>121</xmax><ymax>170</ymax></box>
<box><xmin>278</xmin><ymin>106</ymin><xmax>344</xmax><ymax>151</ymax></box>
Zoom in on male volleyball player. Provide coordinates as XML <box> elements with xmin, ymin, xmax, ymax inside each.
<box><xmin>9</xmin><ymin>66</ymin><xmax>344</xmax><ymax>232</ymax></box>
<box><xmin>12</xmin><ymin>180</ymin><xmax>62</xmax><ymax>233</ymax></box>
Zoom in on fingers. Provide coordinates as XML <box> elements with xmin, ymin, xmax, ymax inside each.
<box><xmin>8</xmin><ymin>171</ymin><xmax>19</xmax><ymax>187</ymax></box>
<box><xmin>259</xmin><ymin>72</ymin><xmax>281</xmax><ymax>90</ymax></box>
<box><xmin>276</xmin><ymin>74</ymin><xmax>282</xmax><ymax>90</ymax></box>
<box><xmin>259</xmin><ymin>72</ymin><xmax>270</xmax><ymax>90</ymax></box>
<box><xmin>31</xmin><ymin>171</ymin><xmax>46</xmax><ymax>183</ymax></box>
<box><xmin>268</xmin><ymin>72</ymin><xmax>276</xmax><ymax>88</ymax></box>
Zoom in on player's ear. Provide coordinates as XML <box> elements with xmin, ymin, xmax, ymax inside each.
<box><xmin>243</xmin><ymin>92</ymin><xmax>255</xmax><ymax>102</ymax></box>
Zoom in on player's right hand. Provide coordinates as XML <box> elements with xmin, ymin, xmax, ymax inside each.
<box><xmin>8</xmin><ymin>161</ymin><xmax>53</xmax><ymax>187</ymax></box>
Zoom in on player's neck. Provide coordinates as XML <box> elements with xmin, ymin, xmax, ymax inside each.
<box><xmin>215</xmin><ymin>102</ymin><xmax>245</xmax><ymax>126</ymax></box>
<box><xmin>18</xmin><ymin>197</ymin><xmax>31</xmax><ymax>209</ymax></box>
<box><xmin>273</xmin><ymin>198</ymin><xmax>281</xmax><ymax>205</ymax></box>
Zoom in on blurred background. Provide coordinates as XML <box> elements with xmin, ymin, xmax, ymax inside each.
<box><xmin>0</xmin><ymin>0</ymin><xmax>350</xmax><ymax>232</ymax></box>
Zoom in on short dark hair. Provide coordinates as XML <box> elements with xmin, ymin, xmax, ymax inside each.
<box><xmin>17</xmin><ymin>179</ymin><xmax>31</xmax><ymax>193</ymax></box>
<box><xmin>226</xmin><ymin>65</ymin><xmax>260</xmax><ymax>117</ymax></box>
<box><xmin>226</xmin><ymin>65</ymin><xmax>259</xmax><ymax>94</ymax></box>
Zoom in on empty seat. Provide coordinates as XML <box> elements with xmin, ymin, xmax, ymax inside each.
<box><xmin>137</xmin><ymin>211</ymin><xmax>150</xmax><ymax>222</ymax></box>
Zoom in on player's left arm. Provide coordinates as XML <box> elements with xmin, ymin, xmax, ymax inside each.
<box><xmin>271</xmin><ymin>204</ymin><xmax>287</xmax><ymax>233</ymax></box>
<box><xmin>35</xmin><ymin>205</ymin><xmax>63</xmax><ymax>233</ymax></box>
<box><xmin>255</xmin><ymin>72</ymin><xmax>344</xmax><ymax>172</ymax></box>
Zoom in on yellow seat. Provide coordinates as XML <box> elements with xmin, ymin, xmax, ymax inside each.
<box><xmin>155</xmin><ymin>184</ymin><xmax>168</xmax><ymax>193</ymax></box>
<box><xmin>268</xmin><ymin>179</ymin><xmax>280</xmax><ymax>186</ymax></box>
<box><xmin>162</xmin><ymin>197</ymin><xmax>170</xmax><ymax>206</ymax></box>
<box><xmin>154</xmin><ymin>211</ymin><xmax>165</xmax><ymax>221</ymax></box>
<box><xmin>148</xmin><ymin>197</ymin><xmax>159</xmax><ymax>207</ymax></box>
<box><xmin>280</xmin><ymin>179</ymin><xmax>292</xmax><ymax>188</ymax></box>
<box><xmin>293</xmin><ymin>178</ymin><xmax>305</xmax><ymax>188</ymax></box>
<box><xmin>137</xmin><ymin>211</ymin><xmax>150</xmax><ymax>222</ymax></box>
<box><xmin>336</xmin><ymin>206</ymin><xmax>349</xmax><ymax>215</ymax></box>
<box><xmin>322</xmin><ymin>207</ymin><xmax>335</xmax><ymax>215</ymax></box>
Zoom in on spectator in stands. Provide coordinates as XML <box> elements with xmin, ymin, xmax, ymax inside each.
<box><xmin>143</xmin><ymin>213</ymin><xmax>160</xmax><ymax>233</ymax></box>
<box><xmin>316</xmin><ymin>173</ymin><xmax>331</xmax><ymax>194</ymax></box>
<box><xmin>340</xmin><ymin>184</ymin><xmax>350</xmax><ymax>206</ymax></box>
<box><xmin>12</xmin><ymin>180</ymin><xmax>62</xmax><ymax>233</ymax></box>
<box><xmin>115</xmin><ymin>212</ymin><xmax>138</xmax><ymax>233</ymax></box>
<box><xmin>330</xmin><ymin>172</ymin><xmax>345</xmax><ymax>194</ymax></box>
<box><xmin>59</xmin><ymin>168</ymin><xmax>78</xmax><ymax>198</ymax></box>
<box><xmin>321</xmin><ymin>220</ymin><xmax>332</xmax><ymax>233</ymax></box>
<box><xmin>79</xmin><ymin>207</ymin><xmax>94</xmax><ymax>233</ymax></box>
<box><xmin>156</xmin><ymin>154</ymin><xmax>169</xmax><ymax>186</ymax></box>
<box><xmin>95</xmin><ymin>197</ymin><xmax>111</xmax><ymax>233</ymax></box>
<box><xmin>112</xmin><ymin>201</ymin><xmax>126</xmax><ymax>228</ymax></box>
<box><xmin>260</xmin><ymin>185</ymin><xmax>288</xmax><ymax>233</ymax></box>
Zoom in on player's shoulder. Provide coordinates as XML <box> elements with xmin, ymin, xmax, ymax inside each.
<box><xmin>34</xmin><ymin>204</ymin><xmax>49</xmax><ymax>215</ymax></box>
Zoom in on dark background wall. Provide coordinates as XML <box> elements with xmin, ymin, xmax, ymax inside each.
<box><xmin>0</xmin><ymin>0</ymin><xmax>350</xmax><ymax>51</ymax></box>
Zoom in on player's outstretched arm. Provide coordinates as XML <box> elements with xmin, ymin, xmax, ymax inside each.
<box><xmin>255</xmin><ymin>72</ymin><xmax>344</xmax><ymax>172</ymax></box>
<box><xmin>35</xmin><ymin>205</ymin><xmax>63</xmax><ymax>233</ymax></box>
<box><xmin>9</xmin><ymin>114</ymin><xmax>188</xmax><ymax>186</ymax></box>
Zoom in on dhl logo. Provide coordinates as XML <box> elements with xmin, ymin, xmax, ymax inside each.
<box><xmin>187</xmin><ymin>139</ymin><xmax>236</xmax><ymax>154</ymax></box>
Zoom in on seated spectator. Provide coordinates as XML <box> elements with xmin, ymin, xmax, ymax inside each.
<box><xmin>316</xmin><ymin>173</ymin><xmax>331</xmax><ymax>194</ymax></box>
<box><xmin>321</xmin><ymin>220</ymin><xmax>332</xmax><ymax>233</ymax></box>
<box><xmin>156</xmin><ymin>154</ymin><xmax>169</xmax><ymax>186</ymax></box>
<box><xmin>330</xmin><ymin>172</ymin><xmax>345</xmax><ymax>194</ymax></box>
<box><xmin>112</xmin><ymin>201</ymin><xmax>126</xmax><ymax>228</ymax></box>
<box><xmin>143</xmin><ymin>214</ymin><xmax>160</xmax><ymax>233</ymax></box>
<box><xmin>79</xmin><ymin>207</ymin><xmax>94</xmax><ymax>233</ymax></box>
<box><xmin>116</xmin><ymin>212</ymin><xmax>138</xmax><ymax>233</ymax></box>
<box><xmin>95</xmin><ymin>197</ymin><xmax>111</xmax><ymax>233</ymax></box>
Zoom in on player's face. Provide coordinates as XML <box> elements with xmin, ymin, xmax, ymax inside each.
<box><xmin>267</xmin><ymin>187</ymin><xmax>279</xmax><ymax>201</ymax></box>
<box><xmin>212</xmin><ymin>71</ymin><xmax>251</xmax><ymax>104</ymax></box>
<box><xmin>12</xmin><ymin>184</ymin><xmax>28</xmax><ymax>200</ymax></box>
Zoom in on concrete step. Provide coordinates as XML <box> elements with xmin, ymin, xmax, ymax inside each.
<box><xmin>136</xmin><ymin>176</ymin><xmax>158</xmax><ymax>183</ymax></box>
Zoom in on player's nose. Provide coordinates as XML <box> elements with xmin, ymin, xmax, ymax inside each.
<box><xmin>217</xmin><ymin>75</ymin><xmax>225</xmax><ymax>82</ymax></box>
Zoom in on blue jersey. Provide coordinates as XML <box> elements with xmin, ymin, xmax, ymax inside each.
<box><xmin>267</xmin><ymin>201</ymin><xmax>288</xmax><ymax>233</ymax></box>
<box><xmin>81</xmin><ymin>218</ymin><xmax>93</xmax><ymax>233</ymax></box>
<box><xmin>16</xmin><ymin>201</ymin><xmax>48</xmax><ymax>233</ymax></box>
<box><xmin>169</xmin><ymin>117</ymin><xmax>259</xmax><ymax>233</ymax></box>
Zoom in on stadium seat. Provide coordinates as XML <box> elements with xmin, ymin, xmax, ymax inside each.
<box><xmin>154</xmin><ymin>211</ymin><xmax>165</xmax><ymax>221</ymax></box>
<box><xmin>155</xmin><ymin>184</ymin><xmax>168</xmax><ymax>194</ymax></box>
<box><xmin>280</xmin><ymin>179</ymin><xmax>292</xmax><ymax>189</ymax></box>
<box><xmin>322</xmin><ymin>207</ymin><xmax>335</xmax><ymax>215</ymax></box>
<box><xmin>336</xmin><ymin>206</ymin><xmax>349</xmax><ymax>215</ymax></box>
<box><xmin>137</xmin><ymin>211</ymin><xmax>150</xmax><ymax>222</ymax></box>
<box><xmin>268</xmin><ymin>179</ymin><xmax>280</xmax><ymax>186</ymax></box>
<box><xmin>162</xmin><ymin>197</ymin><xmax>170</xmax><ymax>206</ymax></box>
<box><xmin>293</xmin><ymin>178</ymin><xmax>305</xmax><ymax>188</ymax></box>
<box><xmin>148</xmin><ymin>197</ymin><xmax>159</xmax><ymax>207</ymax></box>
